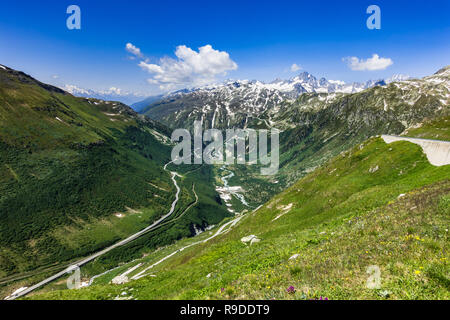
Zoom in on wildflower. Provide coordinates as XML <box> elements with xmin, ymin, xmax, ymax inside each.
<box><xmin>414</xmin><ymin>270</ymin><xmax>421</xmax><ymax>275</ymax></box>
<box><xmin>286</xmin><ymin>286</ymin><xmax>296</xmax><ymax>294</ymax></box>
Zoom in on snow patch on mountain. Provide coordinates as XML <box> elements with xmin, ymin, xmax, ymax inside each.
<box><xmin>62</xmin><ymin>84</ymin><xmax>146</xmax><ymax>105</ymax></box>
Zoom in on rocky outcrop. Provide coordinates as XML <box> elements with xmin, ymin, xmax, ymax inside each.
<box><xmin>241</xmin><ymin>235</ymin><xmax>261</xmax><ymax>245</ymax></box>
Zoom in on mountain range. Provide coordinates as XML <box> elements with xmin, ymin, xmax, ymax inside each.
<box><xmin>137</xmin><ymin>71</ymin><xmax>411</xmax><ymax>129</ymax></box>
<box><xmin>61</xmin><ymin>84</ymin><xmax>147</xmax><ymax>106</ymax></box>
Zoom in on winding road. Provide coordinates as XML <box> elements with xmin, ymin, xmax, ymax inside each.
<box><xmin>130</xmin><ymin>214</ymin><xmax>243</xmax><ymax>281</ymax></box>
<box><xmin>5</xmin><ymin>161</ymin><xmax>182</xmax><ymax>300</ymax></box>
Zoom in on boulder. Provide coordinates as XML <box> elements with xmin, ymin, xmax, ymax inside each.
<box><xmin>369</xmin><ymin>165</ymin><xmax>379</xmax><ymax>173</ymax></box>
<box><xmin>111</xmin><ymin>275</ymin><xmax>129</xmax><ymax>285</ymax></box>
<box><xmin>241</xmin><ymin>235</ymin><xmax>257</xmax><ymax>243</ymax></box>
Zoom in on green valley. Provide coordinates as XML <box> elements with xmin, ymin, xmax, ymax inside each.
<box><xmin>0</xmin><ymin>66</ymin><xmax>230</xmax><ymax>297</ymax></box>
<box><xmin>30</xmin><ymin>134</ymin><xmax>449</xmax><ymax>300</ymax></box>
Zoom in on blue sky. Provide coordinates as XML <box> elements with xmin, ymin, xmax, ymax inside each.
<box><xmin>0</xmin><ymin>0</ymin><xmax>449</xmax><ymax>100</ymax></box>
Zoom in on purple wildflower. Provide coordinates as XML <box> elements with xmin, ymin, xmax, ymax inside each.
<box><xmin>286</xmin><ymin>286</ymin><xmax>296</xmax><ymax>294</ymax></box>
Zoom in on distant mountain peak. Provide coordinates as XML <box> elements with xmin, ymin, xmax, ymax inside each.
<box><xmin>385</xmin><ymin>74</ymin><xmax>411</xmax><ymax>83</ymax></box>
<box><xmin>60</xmin><ymin>84</ymin><xmax>146</xmax><ymax>106</ymax></box>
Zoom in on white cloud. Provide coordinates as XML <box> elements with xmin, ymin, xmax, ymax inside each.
<box><xmin>126</xmin><ymin>43</ymin><xmax>143</xmax><ymax>58</ymax></box>
<box><xmin>138</xmin><ymin>62</ymin><xmax>164</xmax><ymax>74</ymax></box>
<box><xmin>52</xmin><ymin>75</ymin><xmax>59</xmax><ymax>79</ymax></box>
<box><xmin>103</xmin><ymin>87</ymin><xmax>122</xmax><ymax>95</ymax></box>
<box><xmin>343</xmin><ymin>54</ymin><xmax>393</xmax><ymax>71</ymax></box>
<box><xmin>138</xmin><ymin>44</ymin><xmax>238</xmax><ymax>90</ymax></box>
<box><xmin>290</xmin><ymin>63</ymin><xmax>301</xmax><ymax>72</ymax></box>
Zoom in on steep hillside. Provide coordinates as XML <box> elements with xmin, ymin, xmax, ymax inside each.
<box><xmin>0</xmin><ymin>65</ymin><xmax>229</xmax><ymax>283</ymax></box>
<box><xmin>31</xmin><ymin>134</ymin><xmax>450</xmax><ymax>300</ymax></box>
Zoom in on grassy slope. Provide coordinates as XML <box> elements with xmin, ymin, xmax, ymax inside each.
<box><xmin>0</xmin><ymin>66</ymin><xmax>230</xmax><ymax>286</ymax></box>
<box><xmin>0</xmin><ymin>67</ymin><xmax>173</xmax><ymax>277</ymax></box>
<box><xmin>402</xmin><ymin>116</ymin><xmax>450</xmax><ymax>141</ymax></box>
<box><xmin>33</xmin><ymin>136</ymin><xmax>449</xmax><ymax>300</ymax></box>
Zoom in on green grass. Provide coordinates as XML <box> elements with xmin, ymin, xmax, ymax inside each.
<box><xmin>402</xmin><ymin>116</ymin><xmax>450</xmax><ymax>141</ymax></box>
<box><xmin>30</xmin><ymin>137</ymin><xmax>449</xmax><ymax>300</ymax></box>
<box><xmin>0</xmin><ymin>67</ymin><xmax>230</xmax><ymax>290</ymax></box>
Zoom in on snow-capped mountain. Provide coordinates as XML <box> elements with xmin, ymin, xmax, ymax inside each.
<box><xmin>385</xmin><ymin>74</ymin><xmax>411</xmax><ymax>83</ymax></box>
<box><xmin>269</xmin><ymin>67</ymin><xmax>448</xmax><ymax>131</ymax></box>
<box><xmin>62</xmin><ymin>84</ymin><xmax>146</xmax><ymax>106</ymax></box>
<box><xmin>140</xmin><ymin>71</ymin><xmax>414</xmax><ymax>129</ymax></box>
<box><xmin>261</xmin><ymin>72</ymin><xmax>385</xmax><ymax>96</ymax></box>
